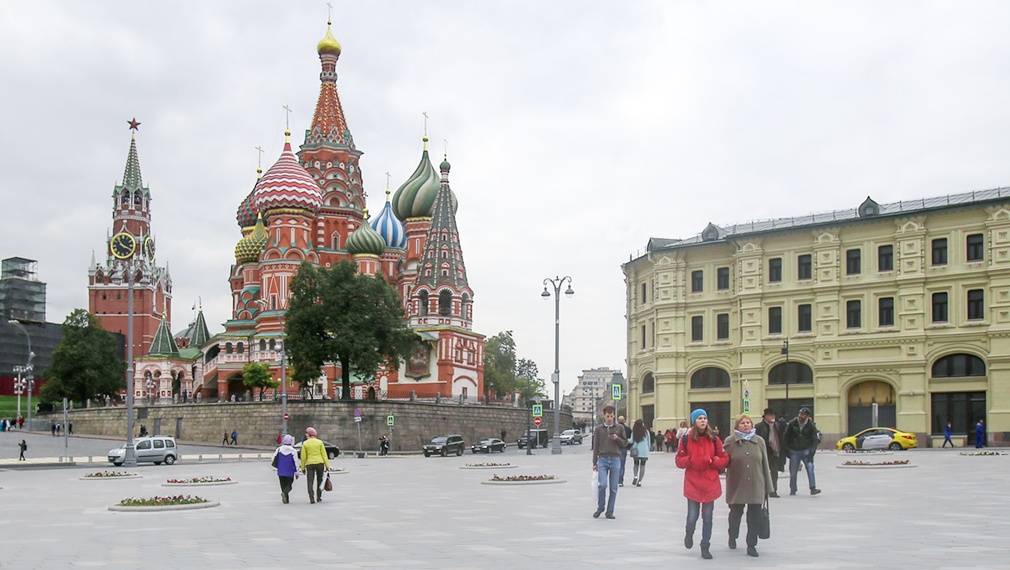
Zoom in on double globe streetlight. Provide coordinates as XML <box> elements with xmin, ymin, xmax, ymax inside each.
<box><xmin>542</xmin><ymin>276</ymin><xmax>574</xmax><ymax>455</ymax></box>
<box><xmin>8</xmin><ymin>319</ymin><xmax>34</xmax><ymax>426</ymax></box>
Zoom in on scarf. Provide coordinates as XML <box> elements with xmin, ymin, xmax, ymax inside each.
<box><xmin>734</xmin><ymin>429</ymin><xmax>756</xmax><ymax>441</ymax></box>
<box><xmin>765</xmin><ymin>419</ymin><xmax>780</xmax><ymax>455</ymax></box>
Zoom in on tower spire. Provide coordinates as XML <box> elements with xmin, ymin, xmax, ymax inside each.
<box><xmin>122</xmin><ymin>126</ymin><xmax>143</xmax><ymax>190</ymax></box>
<box><xmin>306</xmin><ymin>20</ymin><xmax>352</xmax><ymax>147</ymax></box>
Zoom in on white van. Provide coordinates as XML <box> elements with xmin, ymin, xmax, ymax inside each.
<box><xmin>108</xmin><ymin>436</ymin><xmax>178</xmax><ymax>465</ymax></box>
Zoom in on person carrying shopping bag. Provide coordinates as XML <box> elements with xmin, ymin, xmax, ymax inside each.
<box><xmin>272</xmin><ymin>434</ymin><xmax>299</xmax><ymax>504</ymax></box>
<box><xmin>300</xmin><ymin>427</ymin><xmax>330</xmax><ymax>504</ymax></box>
<box><xmin>724</xmin><ymin>413</ymin><xmax>774</xmax><ymax>557</ymax></box>
<box><xmin>676</xmin><ymin>409</ymin><xmax>729</xmax><ymax>560</ymax></box>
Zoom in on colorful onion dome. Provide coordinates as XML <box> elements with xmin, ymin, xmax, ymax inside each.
<box><xmin>439</xmin><ymin>156</ymin><xmax>451</xmax><ymax>172</ymax></box>
<box><xmin>235</xmin><ymin>214</ymin><xmax>269</xmax><ymax>264</ymax></box>
<box><xmin>236</xmin><ymin>188</ymin><xmax>258</xmax><ymax>229</ymax></box>
<box><xmin>317</xmin><ymin>22</ymin><xmax>342</xmax><ymax>57</ymax></box>
<box><xmin>392</xmin><ymin>137</ymin><xmax>457</xmax><ymax>221</ymax></box>
<box><xmin>253</xmin><ymin>132</ymin><xmax>322</xmax><ymax>216</ymax></box>
<box><xmin>346</xmin><ymin>210</ymin><xmax>386</xmax><ymax>256</ymax></box>
<box><xmin>371</xmin><ymin>190</ymin><xmax>406</xmax><ymax>249</ymax></box>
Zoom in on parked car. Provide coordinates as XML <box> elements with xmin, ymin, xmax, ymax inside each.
<box><xmin>424</xmin><ymin>435</ymin><xmax>465</xmax><ymax>457</ymax></box>
<box><xmin>293</xmin><ymin>440</ymin><xmax>341</xmax><ymax>460</ymax></box>
<box><xmin>517</xmin><ymin>429</ymin><xmax>549</xmax><ymax>449</ymax></box>
<box><xmin>837</xmin><ymin>427</ymin><xmax>918</xmax><ymax>451</ymax></box>
<box><xmin>560</xmin><ymin>429</ymin><xmax>583</xmax><ymax>445</ymax></box>
<box><xmin>108</xmin><ymin>435</ymin><xmax>178</xmax><ymax>466</ymax></box>
<box><xmin>471</xmin><ymin>438</ymin><xmax>507</xmax><ymax>453</ymax></box>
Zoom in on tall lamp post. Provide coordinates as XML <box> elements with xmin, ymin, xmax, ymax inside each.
<box><xmin>542</xmin><ymin>276</ymin><xmax>574</xmax><ymax>456</ymax></box>
<box><xmin>781</xmin><ymin>339</ymin><xmax>790</xmax><ymax>411</ymax></box>
<box><xmin>122</xmin><ymin>261</ymin><xmax>147</xmax><ymax>468</ymax></box>
<box><xmin>277</xmin><ymin>340</ymin><xmax>288</xmax><ymax>436</ymax></box>
<box><xmin>13</xmin><ymin>376</ymin><xmax>25</xmax><ymax>422</ymax></box>
<box><xmin>8</xmin><ymin>320</ymin><xmax>35</xmax><ymax>427</ymax></box>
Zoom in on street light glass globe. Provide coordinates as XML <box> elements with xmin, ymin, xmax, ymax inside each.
<box><xmin>541</xmin><ymin>288</ymin><xmax>550</xmax><ymax>299</ymax></box>
<box><xmin>564</xmin><ymin>286</ymin><xmax>574</xmax><ymax>298</ymax></box>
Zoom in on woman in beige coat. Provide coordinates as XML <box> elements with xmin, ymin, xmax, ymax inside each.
<box><xmin>724</xmin><ymin>413</ymin><xmax>774</xmax><ymax>557</ymax></box>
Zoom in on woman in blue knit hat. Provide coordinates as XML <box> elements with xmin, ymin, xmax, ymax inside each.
<box><xmin>676</xmin><ymin>408</ymin><xmax>729</xmax><ymax>560</ymax></box>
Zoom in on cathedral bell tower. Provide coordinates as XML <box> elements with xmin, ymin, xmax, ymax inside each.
<box><xmin>89</xmin><ymin>119</ymin><xmax>172</xmax><ymax>357</ymax></box>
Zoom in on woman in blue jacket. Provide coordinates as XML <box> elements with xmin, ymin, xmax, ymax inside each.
<box><xmin>272</xmin><ymin>434</ymin><xmax>299</xmax><ymax>503</ymax></box>
<box><xmin>630</xmin><ymin>419</ymin><xmax>650</xmax><ymax>486</ymax></box>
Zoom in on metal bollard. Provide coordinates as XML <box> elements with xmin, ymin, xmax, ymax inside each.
<box><xmin>198</xmin><ymin>454</ymin><xmax>203</xmax><ymax>462</ymax></box>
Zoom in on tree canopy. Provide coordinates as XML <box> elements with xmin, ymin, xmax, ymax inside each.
<box><xmin>285</xmin><ymin>260</ymin><xmax>416</xmax><ymax>400</ymax></box>
<box><xmin>482</xmin><ymin>331</ymin><xmax>546</xmax><ymax>401</ymax></box>
<box><xmin>242</xmin><ymin>361</ymin><xmax>279</xmax><ymax>401</ymax></box>
<box><xmin>40</xmin><ymin>309</ymin><xmax>126</xmax><ymax>405</ymax></box>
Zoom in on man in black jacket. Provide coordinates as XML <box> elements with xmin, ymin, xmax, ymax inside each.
<box><xmin>783</xmin><ymin>408</ymin><xmax>821</xmax><ymax>496</ymax></box>
<box><xmin>754</xmin><ymin>408</ymin><xmax>784</xmax><ymax>497</ymax></box>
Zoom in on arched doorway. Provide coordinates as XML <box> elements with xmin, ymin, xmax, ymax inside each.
<box><xmin>847</xmin><ymin>380</ymin><xmax>896</xmax><ymax>435</ymax></box>
<box><xmin>367</xmin><ymin>386</ymin><xmax>376</xmax><ymax>400</ymax></box>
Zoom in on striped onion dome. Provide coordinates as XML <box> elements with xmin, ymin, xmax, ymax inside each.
<box><xmin>371</xmin><ymin>190</ymin><xmax>406</xmax><ymax>249</ymax></box>
<box><xmin>236</xmin><ymin>187</ymin><xmax>258</xmax><ymax>229</ymax></box>
<box><xmin>346</xmin><ymin>211</ymin><xmax>386</xmax><ymax>257</ymax></box>
<box><xmin>235</xmin><ymin>214</ymin><xmax>269</xmax><ymax>264</ymax></box>
<box><xmin>392</xmin><ymin>137</ymin><xmax>456</xmax><ymax>221</ymax></box>
<box><xmin>253</xmin><ymin>132</ymin><xmax>322</xmax><ymax>215</ymax></box>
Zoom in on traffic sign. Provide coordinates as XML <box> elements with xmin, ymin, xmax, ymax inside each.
<box><xmin>532</xmin><ymin>404</ymin><xmax>543</xmax><ymax>418</ymax></box>
<box><xmin>386</xmin><ymin>415</ymin><xmax>394</xmax><ymax>427</ymax></box>
<box><xmin>534</xmin><ymin>417</ymin><xmax>542</xmax><ymax>426</ymax></box>
<box><xmin>354</xmin><ymin>416</ymin><xmax>361</xmax><ymax>423</ymax></box>
<box><xmin>744</xmin><ymin>379</ymin><xmax>750</xmax><ymax>389</ymax></box>
<box><xmin>354</xmin><ymin>408</ymin><xmax>362</xmax><ymax>417</ymax></box>
<box><xmin>743</xmin><ymin>398</ymin><xmax>751</xmax><ymax>414</ymax></box>
<box><xmin>283</xmin><ymin>413</ymin><xmax>289</xmax><ymax>421</ymax></box>
<box><xmin>744</xmin><ymin>390</ymin><xmax>749</xmax><ymax>399</ymax></box>
<box><xmin>612</xmin><ymin>384</ymin><xmax>622</xmax><ymax>400</ymax></box>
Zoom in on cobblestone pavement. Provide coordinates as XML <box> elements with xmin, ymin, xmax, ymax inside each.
<box><xmin>0</xmin><ymin>442</ymin><xmax>1005</xmax><ymax>569</ymax></box>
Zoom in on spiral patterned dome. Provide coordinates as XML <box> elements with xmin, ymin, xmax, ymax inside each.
<box><xmin>236</xmin><ymin>187</ymin><xmax>258</xmax><ymax>229</ymax></box>
<box><xmin>392</xmin><ymin>137</ymin><xmax>456</xmax><ymax>221</ymax></box>
<box><xmin>253</xmin><ymin>134</ymin><xmax>322</xmax><ymax>216</ymax></box>
<box><xmin>346</xmin><ymin>212</ymin><xmax>386</xmax><ymax>257</ymax></box>
<box><xmin>371</xmin><ymin>190</ymin><xmax>406</xmax><ymax>249</ymax></box>
<box><xmin>235</xmin><ymin>214</ymin><xmax>269</xmax><ymax>264</ymax></box>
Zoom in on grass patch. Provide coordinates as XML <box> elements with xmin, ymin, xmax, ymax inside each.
<box><xmin>0</xmin><ymin>395</ymin><xmax>24</xmax><ymax>417</ymax></box>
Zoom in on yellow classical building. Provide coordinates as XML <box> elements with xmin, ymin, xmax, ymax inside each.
<box><xmin>624</xmin><ymin>190</ymin><xmax>1010</xmax><ymax>447</ymax></box>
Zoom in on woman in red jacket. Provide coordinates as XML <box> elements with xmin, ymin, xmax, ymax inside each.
<box><xmin>676</xmin><ymin>408</ymin><xmax>729</xmax><ymax>560</ymax></box>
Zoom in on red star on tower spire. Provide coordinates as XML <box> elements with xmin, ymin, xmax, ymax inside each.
<box><xmin>128</xmin><ymin>118</ymin><xmax>141</xmax><ymax>131</ymax></box>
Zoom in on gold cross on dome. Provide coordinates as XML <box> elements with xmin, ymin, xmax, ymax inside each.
<box><xmin>283</xmin><ymin>105</ymin><xmax>292</xmax><ymax>130</ymax></box>
<box><xmin>255</xmin><ymin>146</ymin><xmax>264</xmax><ymax>169</ymax></box>
<box><xmin>422</xmin><ymin>111</ymin><xmax>428</xmax><ymax>137</ymax></box>
<box><xmin>385</xmin><ymin>171</ymin><xmax>391</xmax><ymax>189</ymax></box>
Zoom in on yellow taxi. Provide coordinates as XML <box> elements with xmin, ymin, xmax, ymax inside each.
<box><xmin>836</xmin><ymin>427</ymin><xmax>918</xmax><ymax>451</ymax></box>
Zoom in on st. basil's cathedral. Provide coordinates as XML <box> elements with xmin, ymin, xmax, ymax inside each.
<box><xmin>88</xmin><ymin>22</ymin><xmax>484</xmax><ymax>403</ymax></box>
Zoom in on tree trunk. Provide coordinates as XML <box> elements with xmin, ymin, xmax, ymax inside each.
<box><xmin>341</xmin><ymin>356</ymin><xmax>352</xmax><ymax>400</ymax></box>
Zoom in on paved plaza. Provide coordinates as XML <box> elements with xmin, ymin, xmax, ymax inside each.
<box><xmin>0</xmin><ymin>435</ymin><xmax>1007</xmax><ymax>569</ymax></box>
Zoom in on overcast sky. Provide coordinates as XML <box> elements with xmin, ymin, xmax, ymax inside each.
<box><xmin>4</xmin><ymin>2</ymin><xmax>1010</xmax><ymax>396</ymax></box>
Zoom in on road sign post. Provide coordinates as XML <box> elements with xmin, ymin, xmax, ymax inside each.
<box><xmin>534</xmin><ymin>416</ymin><xmax>542</xmax><ymax>427</ymax></box>
<box><xmin>612</xmin><ymin>384</ymin><xmax>622</xmax><ymax>401</ymax></box>
<box><xmin>532</xmin><ymin>404</ymin><xmax>543</xmax><ymax>418</ymax></box>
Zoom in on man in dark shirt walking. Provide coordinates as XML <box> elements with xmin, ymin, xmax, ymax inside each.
<box><xmin>754</xmin><ymin>408</ymin><xmax>784</xmax><ymax>497</ymax></box>
<box><xmin>593</xmin><ymin>405</ymin><xmax>628</xmax><ymax>519</ymax></box>
<box><xmin>783</xmin><ymin>408</ymin><xmax>821</xmax><ymax>496</ymax></box>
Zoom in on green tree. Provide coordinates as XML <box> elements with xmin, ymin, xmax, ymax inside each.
<box><xmin>517</xmin><ymin>357</ymin><xmax>546</xmax><ymax>401</ymax></box>
<box><xmin>40</xmin><ymin>309</ymin><xmax>126</xmax><ymax>405</ymax></box>
<box><xmin>242</xmin><ymin>361</ymin><xmax>280</xmax><ymax>401</ymax></box>
<box><xmin>483</xmin><ymin>331</ymin><xmax>517</xmax><ymax>398</ymax></box>
<box><xmin>286</xmin><ymin>260</ymin><xmax>416</xmax><ymax>400</ymax></box>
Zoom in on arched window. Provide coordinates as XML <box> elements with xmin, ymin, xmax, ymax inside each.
<box><xmin>134</xmin><ymin>192</ymin><xmax>142</xmax><ymax>206</ymax></box>
<box><xmin>932</xmin><ymin>354</ymin><xmax>985</xmax><ymax>378</ymax></box>
<box><xmin>691</xmin><ymin>367</ymin><xmax>730</xmax><ymax>389</ymax></box>
<box><xmin>236</xmin><ymin>342</ymin><xmax>244</xmax><ymax>354</ymax></box>
<box><xmin>225</xmin><ymin>342</ymin><xmax>233</xmax><ymax>354</ymax></box>
<box><xmin>439</xmin><ymin>290</ymin><xmax>452</xmax><ymax>316</ymax></box>
<box><xmin>768</xmin><ymin>362</ymin><xmax>813</xmax><ymax>385</ymax></box>
<box><xmin>259</xmin><ymin>339</ymin><xmax>266</xmax><ymax>351</ymax></box>
<box><xmin>418</xmin><ymin>291</ymin><xmax>429</xmax><ymax>316</ymax></box>
<box><xmin>269</xmin><ymin>339</ymin><xmax>276</xmax><ymax>351</ymax></box>
<box><xmin>642</xmin><ymin>373</ymin><xmax>655</xmax><ymax>393</ymax></box>
<box><xmin>121</xmin><ymin>191</ymin><xmax>129</xmax><ymax>206</ymax></box>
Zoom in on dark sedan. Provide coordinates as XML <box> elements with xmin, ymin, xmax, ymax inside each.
<box><xmin>471</xmin><ymin>438</ymin><xmax>507</xmax><ymax>453</ymax></box>
<box><xmin>293</xmin><ymin>440</ymin><xmax>341</xmax><ymax>460</ymax></box>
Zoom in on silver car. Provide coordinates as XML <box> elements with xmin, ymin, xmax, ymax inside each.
<box><xmin>108</xmin><ymin>436</ymin><xmax>178</xmax><ymax>465</ymax></box>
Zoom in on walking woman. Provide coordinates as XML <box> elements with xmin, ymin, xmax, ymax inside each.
<box><xmin>676</xmin><ymin>409</ymin><xmax>728</xmax><ymax>560</ymax></box>
<box><xmin>272</xmin><ymin>434</ymin><xmax>299</xmax><ymax>503</ymax></box>
<box><xmin>630</xmin><ymin>419</ymin><xmax>650</xmax><ymax>486</ymax></box>
<box><xmin>724</xmin><ymin>413</ymin><xmax>774</xmax><ymax>557</ymax></box>
<box><xmin>300</xmin><ymin>427</ymin><xmax>330</xmax><ymax>503</ymax></box>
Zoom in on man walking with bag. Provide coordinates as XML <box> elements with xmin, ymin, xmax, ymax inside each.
<box><xmin>592</xmin><ymin>406</ymin><xmax>627</xmax><ymax>519</ymax></box>
<box><xmin>783</xmin><ymin>408</ymin><xmax>821</xmax><ymax>496</ymax></box>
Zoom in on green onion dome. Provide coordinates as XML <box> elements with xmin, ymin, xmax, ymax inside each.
<box><xmin>235</xmin><ymin>214</ymin><xmax>269</xmax><ymax>264</ymax></box>
<box><xmin>345</xmin><ymin>211</ymin><xmax>386</xmax><ymax>257</ymax></box>
<box><xmin>392</xmin><ymin>137</ymin><xmax>457</xmax><ymax>221</ymax></box>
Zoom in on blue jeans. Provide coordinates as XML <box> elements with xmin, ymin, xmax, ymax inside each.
<box><xmin>686</xmin><ymin>500</ymin><xmax>714</xmax><ymax>546</ymax></box>
<box><xmin>596</xmin><ymin>456</ymin><xmax>620</xmax><ymax>515</ymax></box>
<box><xmin>619</xmin><ymin>448</ymin><xmax>628</xmax><ymax>484</ymax></box>
<box><xmin>788</xmin><ymin>449</ymin><xmax>816</xmax><ymax>492</ymax></box>
<box><xmin>942</xmin><ymin>435</ymin><xmax>953</xmax><ymax>448</ymax></box>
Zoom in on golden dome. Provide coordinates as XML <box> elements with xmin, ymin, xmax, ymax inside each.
<box><xmin>317</xmin><ymin>24</ymin><xmax>341</xmax><ymax>57</ymax></box>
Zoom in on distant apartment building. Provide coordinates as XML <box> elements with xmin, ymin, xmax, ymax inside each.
<box><xmin>0</xmin><ymin>258</ymin><xmax>46</xmax><ymax>322</ymax></box>
<box><xmin>566</xmin><ymin>367</ymin><xmax>623</xmax><ymax>423</ymax></box>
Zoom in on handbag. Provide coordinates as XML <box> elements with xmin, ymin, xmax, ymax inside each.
<box><xmin>630</xmin><ymin>444</ymin><xmax>639</xmax><ymax>458</ymax></box>
<box><xmin>323</xmin><ymin>473</ymin><xmax>333</xmax><ymax>492</ymax></box>
<box><xmin>758</xmin><ymin>498</ymin><xmax>771</xmax><ymax>539</ymax></box>
<box><xmin>271</xmin><ymin>453</ymin><xmax>279</xmax><ymax>469</ymax></box>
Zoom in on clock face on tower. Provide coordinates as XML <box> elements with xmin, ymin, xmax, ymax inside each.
<box><xmin>111</xmin><ymin>232</ymin><xmax>136</xmax><ymax>259</ymax></box>
<box><xmin>144</xmin><ymin>236</ymin><xmax>155</xmax><ymax>260</ymax></box>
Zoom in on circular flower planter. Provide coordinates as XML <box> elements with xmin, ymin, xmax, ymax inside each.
<box><xmin>481</xmin><ymin>475</ymin><xmax>566</xmax><ymax>485</ymax></box>
<box><xmin>835</xmin><ymin>450</ymin><xmax>894</xmax><ymax>456</ymax></box>
<box><xmin>81</xmin><ymin>473</ymin><xmax>142</xmax><ymax>481</ymax></box>
<box><xmin>836</xmin><ymin>463</ymin><xmax>916</xmax><ymax>469</ymax></box>
<box><xmin>959</xmin><ymin>451</ymin><xmax>1009</xmax><ymax>456</ymax></box>
<box><xmin>109</xmin><ymin>501</ymin><xmax>220</xmax><ymax>512</ymax></box>
<box><xmin>162</xmin><ymin>479</ymin><xmax>237</xmax><ymax>487</ymax></box>
<box><xmin>461</xmin><ymin>464</ymin><xmax>518</xmax><ymax>470</ymax></box>
<box><xmin>327</xmin><ymin>469</ymin><xmax>349</xmax><ymax>475</ymax></box>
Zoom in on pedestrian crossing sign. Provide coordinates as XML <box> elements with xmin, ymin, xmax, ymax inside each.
<box><xmin>387</xmin><ymin>415</ymin><xmax>394</xmax><ymax>427</ymax></box>
<box><xmin>532</xmin><ymin>404</ymin><xmax>543</xmax><ymax>418</ymax></box>
<box><xmin>612</xmin><ymin>384</ymin><xmax>622</xmax><ymax>400</ymax></box>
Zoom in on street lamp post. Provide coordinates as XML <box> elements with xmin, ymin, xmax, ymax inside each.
<box><xmin>542</xmin><ymin>276</ymin><xmax>574</xmax><ymax>456</ymax></box>
<box><xmin>122</xmin><ymin>262</ymin><xmax>144</xmax><ymax>468</ymax></box>
<box><xmin>278</xmin><ymin>340</ymin><xmax>288</xmax><ymax>436</ymax></box>
<box><xmin>781</xmin><ymin>339</ymin><xmax>790</xmax><ymax>409</ymax></box>
<box><xmin>8</xmin><ymin>320</ymin><xmax>34</xmax><ymax>427</ymax></box>
<box><xmin>14</xmin><ymin>376</ymin><xmax>25</xmax><ymax>422</ymax></box>
<box><xmin>146</xmin><ymin>378</ymin><xmax>156</xmax><ymax>405</ymax></box>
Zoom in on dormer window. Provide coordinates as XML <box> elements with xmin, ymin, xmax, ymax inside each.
<box><xmin>858</xmin><ymin>196</ymin><xmax>880</xmax><ymax>217</ymax></box>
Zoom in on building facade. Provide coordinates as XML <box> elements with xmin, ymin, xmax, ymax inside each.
<box><xmin>564</xmin><ymin>367</ymin><xmax>623</xmax><ymax>424</ymax></box>
<box><xmin>625</xmin><ymin>191</ymin><xmax>1010</xmax><ymax>447</ymax></box>
<box><xmin>0</xmin><ymin>258</ymin><xmax>46</xmax><ymax>322</ymax></box>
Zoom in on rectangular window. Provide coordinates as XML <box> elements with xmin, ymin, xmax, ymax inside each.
<box><xmin>641</xmin><ymin>282</ymin><xmax>647</xmax><ymax>304</ymax></box>
<box><xmin>717</xmin><ymin>267</ymin><xmax>730</xmax><ymax>290</ymax></box>
<box><xmin>879</xmin><ymin>297</ymin><xmax>894</xmax><ymax>327</ymax></box>
<box><xmin>717</xmin><ymin>313</ymin><xmax>729</xmax><ymax>340</ymax></box>
<box><xmin>691</xmin><ymin>270</ymin><xmax>703</xmax><ymax>293</ymax></box>
<box><xmin>968</xmin><ymin>289</ymin><xmax>984</xmax><ymax>320</ymax></box>
<box><xmin>797</xmin><ymin>254</ymin><xmax>812</xmax><ymax>280</ymax></box>
<box><xmin>932</xmin><ymin>238</ymin><xmax>948</xmax><ymax>265</ymax></box>
<box><xmin>768</xmin><ymin>258</ymin><xmax>782</xmax><ymax>283</ymax></box>
<box><xmin>878</xmin><ymin>245</ymin><xmax>893</xmax><ymax>272</ymax></box>
<box><xmin>768</xmin><ymin>307</ymin><xmax>782</xmax><ymax>334</ymax></box>
<box><xmin>691</xmin><ymin>316</ymin><xmax>703</xmax><ymax>342</ymax></box>
<box><xmin>967</xmin><ymin>233</ymin><xmax>984</xmax><ymax>262</ymax></box>
<box><xmin>932</xmin><ymin>292</ymin><xmax>948</xmax><ymax>323</ymax></box>
<box><xmin>798</xmin><ymin>304</ymin><xmax>812</xmax><ymax>332</ymax></box>
<box><xmin>846</xmin><ymin>300</ymin><xmax>861</xmax><ymax>328</ymax></box>
<box><xmin>846</xmin><ymin>249</ymin><xmax>861</xmax><ymax>275</ymax></box>
<box><xmin>641</xmin><ymin>325</ymin><xmax>646</xmax><ymax>348</ymax></box>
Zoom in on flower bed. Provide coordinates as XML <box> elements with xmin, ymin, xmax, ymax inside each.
<box><xmin>163</xmin><ymin>476</ymin><xmax>237</xmax><ymax>487</ymax></box>
<box><xmin>109</xmin><ymin>495</ymin><xmax>220</xmax><ymax>512</ymax></box>
<box><xmin>959</xmin><ymin>451</ymin><xmax>1009</xmax><ymax>456</ymax></box>
<box><xmin>81</xmin><ymin>471</ymin><xmax>141</xmax><ymax>480</ymax></box>
<box><xmin>837</xmin><ymin>449</ymin><xmax>893</xmax><ymax>455</ymax></box>
<box><xmin>837</xmin><ymin>459</ymin><xmax>916</xmax><ymax>469</ymax></box>
<box><xmin>327</xmin><ymin>467</ymin><xmax>348</xmax><ymax>475</ymax></box>
<box><xmin>481</xmin><ymin>474</ymin><xmax>566</xmax><ymax>485</ymax></box>
<box><xmin>461</xmin><ymin>462</ymin><xmax>517</xmax><ymax>470</ymax></box>
<box><xmin>843</xmin><ymin>460</ymin><xmax>909</xmax><ymax>466</ymax></box>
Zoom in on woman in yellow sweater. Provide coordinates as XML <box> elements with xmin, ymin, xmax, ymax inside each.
<box><xmin>300</xmin><ymin>427</ymin><xmax>330</xmax><ymax>503</ymax></box>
